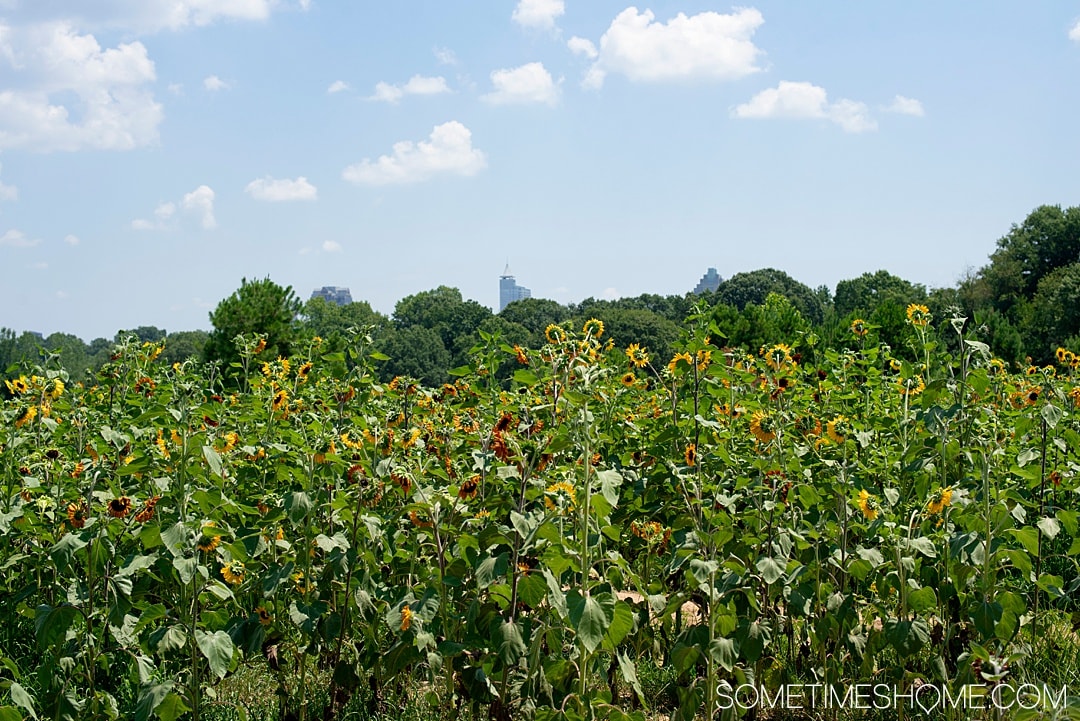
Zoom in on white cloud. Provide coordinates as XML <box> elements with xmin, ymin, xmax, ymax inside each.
<box><xmin>434</xmin><ymin>46</ymin><xmax>458</xmax><ymax>66</ymax></box>
<box><xmin>512</xmin><ymin>0</ymin><xmax>564</xmax><ymax>31</ymax></box>
<box><xmin>203</xmin><ymin>74</ymin><xmax>229</xmax><ymax>91</ymax></box>
<box><xmin>1070</xmin><ymin>20</ymin><xmax>1080</xmax><ymax>41</ymax></box>
<box><xmin>0</xmin><ymin>228</ymin><xmax>38</xmax><ymax>247</ymax></box>
<box><xmin>168</xmin><ymin>82</ymin><xmax>183</xmax><ymax>95</ymax></box>
<box><xmin>482</xmin><ymin>62</ymin><xmax>560</xmax><ymax>105</ymax></box>
<box><xmin>245</xmin><ymin>176</ymin><xmax>317</xmax><ymax>202</ymax></box>
<box><xmin>8</xmin><ymin>1</ymin><xmax>277</xmax><ymax>33</ymax></box>
<box><xmin>582</xmin><ymin>7</ymin><xmax>764</xmax><ymax>89</ymax></box>
<box><xmin>0</xmin><ymin>163</ymin><xmax>16</xmax><ymax>201</ymax></box>
<box><xmin>568</xmin><ymin>36</ymin><xmax>598</xmax><ymax>59</ymax></box>
<box><xmin>56</xmin><ymin>290</ymin><xmax>68</xmax><ymax>300</ymax></box>
<box><xmin>342</xmin><ymin>121</ymin><xmax>487</xmax><ymax>186</ymax></box>
<box><xmin>64</xmin><ymin>233</ymin><xmax>79</xmax><ymax>245</ymax></box>
<box><xmin>883</xmin><ymin>95</ymin><xmax>925</xmax><ymax>117</ymax></box>
<box><xmin>0</xmin><ymin>23</ymin><xmax>162</xmax><ymax>152</ymax></box>
<box><xmin>732</xmin><ymin>81</ymin><xmax>877</xmax><ymax>133</ymax></box>
<box><xmin>133</xmin><ymin>186</ymin><xmax>215</xmax><ymax>230</ymax></box>
<box><xmin>602</xmin><ymin>287</ymin><xmax>620</xmax><ymax>300</ymax></box>
<box><xmin>322</xmin><ymin>240</ymin><xmax>341</xmax><ymax>252</ymax></box>
<box><xmin>182</xmin><ymin>185</ymin><xmax>216</xmax><ymax>229</ymax></box>
<box><xmin>327</xmin><ymin>80</ymin><xmax>349</xmax><ymax>94</ymax></box>
<box><xmin>369</xmin><ymin>75</ymin><xmax>450</xmax><ymax>103</ymax></box>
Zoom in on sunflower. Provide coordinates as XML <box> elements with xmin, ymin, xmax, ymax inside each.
<box><xmin>134</xmin><ymin>496</ymin><xmax>160</xmax><ymax>523</ymax></box>
<box><xmin>749</xmin><ymin>411</ymin><xmax>776</xmax><ymax>444</ymax></box>
<box><xmin>888</xmin><ymin>358</ymin><xmax>902</xmax><ymax>373</ymax></box>
<box><xmin>897</xmin><ymin>375</ymin><xmax>925</xmax><ymax>396</ymax></box>
<box><xmin>544</xmin><ymin>480</ymin><xmax>576</xmax><ymax>512</ymax></box>
<box><xmin>297</xmin><ymin>362</ymin><xmax>313</xmax><ymax>381</ymax></box>
<box><xmin>197</xmin><ymin>521</ymin><xmax>221</xmax><ymax>553</ymax></box>
<box><xmin>988</xmin><ymin>358</ymin><xmax>1006</xmax><ymax>376</ymax></box>
<box><xmin>14</xmin><ymin>406</ymin><xmax>37</xmax><ymax>428</ymax></box>
<box><xmin>253</xmin><ymin>338</ymin><xmax>267</xmax><ymax>354</ymax></box>
<box><xmin>256</xmin><ymin>606</ymin><xmax>273</xmax><ymax>626</ymax></box>
<box><xmin>67</xmin><ymin>499</ymin><xmax>89</xmax><ymax>529</ymax></box>
<box><xmin>221</xmin><ymin>560</ymin><xmax>245</xmax><ymax>586</ymax></box>
<box><xmin>764</xmin><ymin>344</ymin><xmax>793</xmax><ymax>372</ymax></box>
<box><xmin>458</xmin><ymin>475</ymin><xmax>479</xmax><ymax>501</ymax></box>
<box><xmin>271</xmin><ymin>388</ymin><xmax>288</xmax><ymax>412</ymax></box>
<box><xmin>857</xmin><ymin>490</ymin><xmax>878</xmax><ymax>521</ymax></box>
<box><xmin>620</xmin><ymin>372</ymin><xmax>636</xmax><ymax>388</ymax></box>
<box><xmin>927</xmin><ymin>487</ymin><xmax>953</xmax><ymax>515</ymax></box>
<box><xmin>667</xmin><ymin>352</ymin><xmax>693</xmax><ymax>374</ymax></box>
<box><xmin>582</xmin><ymin>318</ymin><xmax>604</xmax><ymax>338</ymax></box>
<box><xmin>544</xmin><ymin>324</ymin><xmax>566</xmax><ymax>344</ymax></box>
<box><xmin>625</xmin><ymin>343</ymin><xmax>649</xmax><ymax>368</ymax></box>
<box><xmin>696</xmin><ymin>350</ymin><xmax>712</xmax><ymax>371</ymax></box>
<box><xmin>49</xmin><ymin>379</ymin><xmax>64</xmax><ymax>399</ymax></box>
<box><xmin>4</xmin><ymin>376</ymin><xmax>29</xmax><ymax>394</ymax></box>
<box><xmin>1025</xmin><ymin>386</ymin><xmax>1041</xmax><ymax>405</ymax></box>
<box><xmin>684</xmin><ymin>443</ymin><xmax>696</xmax><ymax>467</ymax></box>
<box><xmin>905</xmin><ymin>303</ymin><xmax>931</xmax><ymax>327</ymax></box>
<box><xmin>107</xmin><ymin>496</ymin><xmax>132</xmax><ymax>519</ymax></box>
<box><xmin>826</xmin><ymin>416</ymin><xmax>848</xmax><ymax>444</ymax></box>
<box><xmin>796</xmin><ymin>415</ymin><xmax>822</xmax><ymax>437</ymax></box>
<box><xmin>400</xmin><ymin>605</ymin><xmax>414</xmax><ymax>631</ymax></box>
<box><xmin>514</xmin><ymin>345</ymin><xmax>529</xmax><ymax>365</ymax></box>
<box><xmin>1056</xmin><ymin>347</ymin><xmax>1069</xmax><ymax>364</ymax></box>
<box><xmin>850</xmin><ymin>318</ymin><xmax>868</xmax><ymax>337</ymax></box>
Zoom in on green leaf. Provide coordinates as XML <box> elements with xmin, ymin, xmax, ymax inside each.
<box><xmin>195</xmin><ymin>629</ymin><xmax>234</xmax><ymax>680</ymax></box>
<box><xmin>1040</xmin><ymin>402</ymin><xmax>1063</xmax><ymax>429</ymax></box>
<box><xmin>884</xmin><ymin>618</ymin><xmax>929</xmax><ymax>657</ymax></box>
<box><xmin>1037</xmin><ymin>516</ymin><xmax>1061</xmax><ymax>540</ymax></box>
<box><xmin>602</xmin><ymin>601</ymin><xmax>635</xmax><ymax>650</ymax></box>
<box><xmin>202</xmin><ymin>445</ymin><xmax>223</xmax><ymax>477</ymax></box>
<box><xmin>34</xmin><ymin>605</ymin><xmax>77</xmax><ymax>649</ymax></box>
<box><xmin>0</xmin><ymin>708</ymin><xmax>24</xmax><ymax>721</ymax></box>
<box><xmin>543</xmin><ymin>568</ymin><xmax>568</xmax><ymax>619</ymax></box>
<box><xmin>156</xmin><ymin>693</ymin><xmax>191</xmax><ymax>721</ymax></box>
<box><xmin>1010</xmin><ymin>527</ymin><xmax>1041</xmax><ymax>556</ymax></box>
<box><xmin>688</xmin><ymin>559</ymin><xmax>718</xmax><ymax>586</ymax></box>
<box><xmin>476</xmin><ymin>553</ymin><xmax>508</xmax><ymax>589</ymax></box>
<box><xmin>708</xmin><ymin>637</ymin><xmax>737</xmax><ymax>672</ymax></box>
<box><xmin>568</xmin><ymin>591</ymin><xmax>614</xmax><ymax>654</ymax></box>
<box><xmin>908</xmin><ymin>586</ymin><xmax>937</xmax><ymax>614</ymax></box>
<box><xmin>596</xmin><ymin>469</ymin><xmax>622</xmax><ymax>507</ymax></box>
<box><xmin>973</xmin><ymin>601</ymin><xmax>1002</xmax><ymax>640</ymax></box>
<box><xmin>135</xmin><ymin>684</ymin><xmax>172</xmax><ymax>721</ymax></box>
<box><xmin>906</xmin><ymin>537</ymin><xmax>937</xmax><ymax>558</ymax></box>
<box><xmin>512</xmin><ymin>369</ymin><xmax>538</xmax><ymax>386</ymax></box>
<box><xmin>285</xmin><ymin>492</ymin><xmax>313</xmax><ymax>524</ymax></box>
<box><xmin>755</xmin><ymin>556</ymin><xmax>785</xmax><ymax>585</ymax></box>
<box><xmin>617</xmin><ymin>652</ymin><xmax>646</xmax><ymax>706</ymax></box>
<box><xmin>495</xmin><ymin>621</ymin><xmax>526</xmax><ymax>665</ymax></box>
<box><xmin>8</xmin><ymin>683</ymin><xmax>37</xmax><ymax>720</ymax></box>
<box><xmin>49</xmin><ymin>532</ymin><xmax>87</xmax><ymax>570</ymax></box>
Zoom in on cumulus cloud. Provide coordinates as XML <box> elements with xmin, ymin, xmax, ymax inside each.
<box><xmin>581</xmin><ymin>7</ymin><xmax>764</xmax><ymax>89</ymax></box>
<box><xmin>883</xmin><ymin>95</ymin><xmax>925</xmax><ymax>116</ymax></box>
<box><xmin>512</xmin><ymin>0</ymin><xmax>564</xmax><ymax>31</ymax></box>
<box><xmin>322</xmin><ymin>240</ymin><xmax>341</xmax><ymax>252</ymax></box>
<box><xmin>0</xmin><ymin>22</ymin><xmax>162</xmax><ymax>152</ymax></box>
<box><xmin>0</xmin><ymin>228</ymin><xmax>39</xmax><ymax>247</ymax></box>
<box><xmin>327</xmin><ymin>80</ymin><xmax>349</xmax><ymax>94</ymax></box>
<box><xmin>1070</xmin><ymin>20</ymin><xmax>1080</xmax><ymax>41</ymax></box>
<box><xmin>568</xmin><ymin>36</ymin><xmax>598</xmax><ymax>59</ymax></box>
<box><xmin>133</xmin><ymin>185</ymin><xmax>215</xmax><ymax>229</ymax></box>
<box><xmin>2</xmin><ymin>1</ymin><xmax>276</xmax><ymax>33</ymax></box>
<box><xmin>64</xmin><ymin>233</ymin><xmax>79</xmax><ymax>245</ymax></box>
<box><xmin>342</xmin><ymin>121</ymin><xmax>486</xmax><ymax>185</ymax></box>
<box><xmin>732</xmin><ymin>81</ymin><xmax>877</xmax><ymax>133</ymax></box>
<box><xmin>182</xmin><ymin>185</ymin><xmax>216</xmax><ymax>229</ymax></box>
<box><xmin>369</xmin><ymin>75</ymin><xmax>450</xmax><ymax>103</ymax></box>
<box><xmin>482</xmin><ymin>62</ymin><xmax>560</xmax><ymax>105</ymax></box>
<box><xmin>203</xmin><ymin>74</ymin><xmax>229</xmax><ymax>91</ymax></box>
<box><xmin>245</xmin><ymin>176</ymin><xmax>317</xmax><ymax>202</ymax></box>
<box><xmin>0</xmin><ymin>164</ymin><xmax>16</xmax><ymax>201</ymax></box>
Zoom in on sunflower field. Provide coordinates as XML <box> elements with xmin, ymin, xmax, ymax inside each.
<box><xmin>2</xmin><ymin>306</ymin><xmax>1080</xmax><ymax>721</ymax></box>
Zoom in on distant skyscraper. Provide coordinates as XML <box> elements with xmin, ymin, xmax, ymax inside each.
<box><xmin>310</xmin><ymin>286</ymin><xmax>353</xmax><ymax>305</ymax></box>
<box><xmin>692</xmin><ymin>268</ymin><xmax>722</xmax><ymax>295</ymax></box>
<box><xmin>499</xmin><ymin>264</ymin><xmax>531</xmax><ymax>311</ymax></box>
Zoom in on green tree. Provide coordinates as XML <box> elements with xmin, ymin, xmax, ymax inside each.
<box><xmin>299</xmin><ymin>297</ymin><xmax>389</xmax><ymax>350</ymax></box>
<box><xmin>377</xmin><ymin>325</ymin><xmax>452</xmax><ymax>386</ymax></box>
<box><xmin>392</xmin><ymin>286</ymin><xmax>492</xmax><ymax>368</ymax></box>
<box><xmin>204</xmin><ymin>277</ymin><xmax>302</xmax><ymax>373</ymax></box>
<box><xmin>714</xmin><ymin>268</ymin><xmax>826</xmax><ymax>324</ymax></box>
<box><xmin>1023</xmin><ymin>262</ymin><xmax>1080</xmax><ymax>362</ymax></box>
<box><xmin>163</xmin><ymin>330</ymin><xmax>210</xmax><ymax>365</ymax></box>
<box><xmin>834</xmin><ymin>270</ymin><xmax>927</xmax><ymax>318</ymax></box>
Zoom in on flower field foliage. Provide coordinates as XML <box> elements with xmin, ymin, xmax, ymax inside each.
<box><xmin>2</xmin><ymin>307</ymin><xmax>1080</xmax><ymax>721</ymax></box>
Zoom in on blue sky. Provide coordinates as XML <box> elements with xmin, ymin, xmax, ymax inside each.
<box><xmin>2</xmin><ymin>1</ymin><xmax>1079</xmax><ymax>341</ymax></box>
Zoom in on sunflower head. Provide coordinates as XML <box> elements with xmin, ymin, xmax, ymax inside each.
<box><xmin>749</xmin><ymin>411</ymin><xmax>777</xmax><ymax>444</ymax></box>
<box><xmin>221</xmin><ymin>560</ymin><xmax>245</xmax><ymax>586</ymax></box>
<box><xmin>857</xmin><ymin>489</ymin><xmax>878</xmax><ymax>521</ymax></box>
<box><xmin>544</xmin><ymin>324</ymin><xmax>566</xmax><ymax>344</ymax></box>
<box><xmin>927</xmin><ymin>487</ymin><xmax>953</xmax><ymax>515</ymax></box>
<box><xmin>826</xmin><ymin>415</ymin><xmax>849</xmax><ymax>445</ymax></box>
<box><xmin>513</xmin><ymin>345</ymin><xmax>529</xmax><ymax>365</ymax></box>
<box><xmin>107</xmin><ymin>496</ymin><xmax>132</xmax><ymax>519</ymax></box>
<box><xmin>620</xmin><ymin>372</ymin><xmax>636</xmax><ymax>388</ymax></box>
<box><xmin>764</xmin><ymin>343</ymin><xmax>793</xmax><ymax>372</ymax></box>
<box><xmin>850</xmin><ymin>319</ymin><xmax>869</xmax><ymax>337</ymax></box>
<box><xmin>67</xmin><ymin>499</ymin><xmax>89</xmax><ymax>529</ymax></box>
<box><xmin>400</xmin><ymin>605</ymin><xmax>414</xmax><ymax>631</ymax></box>
<box><xmin>898</xmin><ymin>375</ymin><xmax>925</xmax><ymax>396</ymax></box>
<box><xmin>458</xmin><ymin>475</ymin><xmax>479</xmax><ymax>501</ymax></box>
<box><xmin>905</xmin><ymin>303</ymin><xmax>931</xmax><ymax>327</ymax></box>
<box><xmin>582</xmin><ymin>318</ymin><xmax>604</xmax><ymax>338</ymax></box>
<box><xmin>684</xmin><ymin>443</ymin><xmax>697</xmax><ymax>467</ymax></box>
<box><xmin>625</xmin><ymin>343</ymin><xmax>649</xmax><ymax>368</ymax></box>
<box><xmin>197</xmin><ymin>521</ymin><xmax>221</xmax><ymax>552</ymax></box>
<box><xmin>256</xmin><ymin>606</ymin><xmax>273</xmax><ymax>626</ymax></box>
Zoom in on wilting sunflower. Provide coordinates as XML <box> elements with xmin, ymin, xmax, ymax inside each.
<box><xmin>134</xmin><ymin>496</ymin><xmax>160</xmax><ymax>523</ymax></box>
<box><xmin>544</xmin><ymin>324</ymin><xmax>566</xmax><ymax>344</ymax></box>
<box><xmin>684</xmin><ymin>443</ymin><xmax>696</xmax><ymax>467</ymax></box>
<box><xmin>857</xmin><ymin>490</ymin><xmax>878</xmax><ymax>521</ymax></box>
<box><xmin>667</xmin><ymin>352</ymin><xmax>693</xmax><ymax>374</ymax></box>
<box><xmin>14</xmin><ymin>406</ymin><xmax>37</xmax><ymax>428</ymax></box>
<box><xmin>926</xmin><ymin>487</ymin><xmax>953</xmax><ymax>515</ymax></box>
<box><xmin>826</xmin><ymin>416</ymin><xmax>848</xmax><ymax>444</ymax></box>
<box><xmin>458</xmin><ymin>475</ymin><xmax>479</xmax><ymax>501</ymax></box>
<box><xmin>221</xmin><ymin>560</ymin><xmax>245</xmax><ymax>586</ymax></box>
<box><xmin>107</xmin><ymin>496</ymin><xmax>132</xmax><ymax>519</ymax></box>
<box><xmin>749</xmin><ymin>411</ymin><xmax>777</xmax><ymax>444</ymax></box>
<box><xmin>620</xmin><ymin>372</ymin><xmax>636</xmax><ymax>388</ymax></box>
<box><xmin>297</xmin><ymin>362</ymin><xmax>313</xmax><ymax>381</ymax></box>
<box><xmin>256</xmin><ymin>606</ymin><xmax>273</xmax><ymax>626</ymax></box>
<box><xmin>796</xmin><ymin>415</ymin><xmax>822</xmax><ymax>437</ymax></box>
<box><xmin>625</xmin><ymin>343</ymin><xmax>649</xmax><ymax>368</ymax></box>
<box><xmin>850</xmin><ymin>319</ymin><xmax>869</xmax><ymax>337</ymax></box>
<box><xmin>400</xmin><ymin>606</ymin><xmax>414</xmax><ymax>631</ymax></box>
<box><xmin>271</xmin><ymin>388</ymin><xmax>288</xmax><ymax>412</ymax></box>
<box><xmin>582</xmin><ymin>318</ymin><xmax>604</xmax><ymax>338</ymax></box>
<box><xmin>905</xmin><ymin>303</ymin><xmax>931</xmax><ymax>327</ymax></box>
<box><xmin>4</xmin><ymin>376</ymin><xmax>29</xmax><ymax>394</ymax></box>
<box><xmin>67</xmin><ymin>499</ymin><xmax>89</xmax><ymax>529</ymax></box>
<box><xmin>514</xmin><ymin>345</ymin><xmax>529</xmax><ymax>365</ymax></box>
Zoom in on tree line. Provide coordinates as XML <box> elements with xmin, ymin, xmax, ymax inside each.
<box><xmin>3</xmin><ymin>203</ymin><xmax>1078</xmax><ymax>385</ymax></box>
